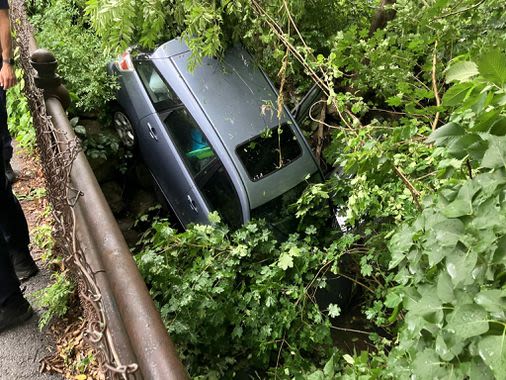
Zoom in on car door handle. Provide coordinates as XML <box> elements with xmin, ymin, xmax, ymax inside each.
<box><xmin>147</xmin><ymin>122</ymin><xmax>158</xmax><ymax>141</ymax></box>
<box><xmin>187</xmin><ymin>195</ymin><xmax>198</xmax><ymax>213</ymax></box>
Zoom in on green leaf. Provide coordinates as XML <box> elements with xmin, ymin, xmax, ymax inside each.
<box><xmin>436</xmin><ymin>333</ymin><xmax>454</xmax><ymax>361</ymax></box>
<box><xmin>306</xmin><ymin>370</ymin><xmax>324</xmax><ymax>380</ymax></box>
<box><xmin>384</xmin><ymin>291</ymin><xmax>403</xmax><ymax>308</ymax></box>
<box><xmin>427</xmin><ymin>122</ymin><xmax>465</xmax><ymax>145</ymax></box>
<box><xmin>437</xmin><ymin>271</ymin><xmax>454</xmax><ymax>304</ymax></box>
<box><xmin>323</xmin><ymin>355</ymin><xmax>335</xmax><ymax>377</ymax></box>
<box><xmin>475</xmin><ymin>290</ymin><xmax>506</xmax><ymax>315</ymax></box>
<box><xmin>406</xmin><ymin>287</ymin><xmax>443</xmax><ymax>322</ymax></box>
<box><xmin>389</xmin><ymin>225</ymin><xmax>415</xmax><ymax>269</ymax></box>
<box><xmin>448</xmin><ymin>304</ymin><xmax>489</xmax><ymax>339</ymax></box>
<box><xmin>446</xmin><ymin>61</ymin><xmax>479</xmax><ymax>83</ymax></box>
<box><xmin>441</xmin><ymin>82</ymin><xmax>475</xmax><ymax>107</ymax></box>
<box><xmin>442</xmin><ymin>180</ymin><xmax>478</xmax><ymax>218</ymax></box>
<box><xmin>446</xmin><ymin>249</ymin><xmax>478</xmax><ymax>286</ymax></box>
<box><xmin>447</xmin><ymin>134</ymin><xmax>486</xmax><ymax>160</ymax></box>
<box><xmin>478</xmin><ymin>49</ymin><xmax>506</xmax><ymax>87</ymax></box>
<box><xmin>478</xmin><ymin>335</ymin><xmax>506</xmax><ymax>380</ymax></box>
<box><xmin>433</xmin><ymin>218</ymin><xmax>465</xmax><ymax>248</ymax></box>
<box><xmin>412</xmin><ymin>349</ymin><xmax>446</xmax><ymax>380</ymax></box>
<box><xmin>277</xmin><ymin>252</ymin><xmax>294</xmax><ymax>270</ymax></box>
<box><xmin>467</xmin><ymin>357</ymin><xmax>495</xmax><ymax>380</ymax></box>
<box><xmin>481</xmin><ymin>136</ymin><xmax>506</xmax><ymax>169</ymax></box>
<box><xmin>343</xmin><ymin>354</ymin><xmax>354</xmax><ymax>365</ymax></box>
<box><xmin>493</xmin><ymin>235</ymin><xmax>506</xmax><ymax>264</ymax></box>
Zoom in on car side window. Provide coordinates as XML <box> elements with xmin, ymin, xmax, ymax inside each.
<box><xmin>164</xmin><ymin>108</ymin><xmax>243</xmax><ymax>227</ymax></box>
<box><xmin>164</xmin><ymin>107</ymin><xmax>215</xmax><ymax>175</ymax></box>
<box><xmin>199</xmin><ymin>165</ymin><xmax>243</xmax><ymax>229</ymax></box>
<box><xmin>135</xmin><ymin>60</ymin><xmax>180</xmax><ymax>110</ymax></box>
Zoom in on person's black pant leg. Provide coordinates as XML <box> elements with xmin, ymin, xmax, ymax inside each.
<box><xmin>0</xmin><ymin>229</ymin><xmax>20</xmax><ymax>305</ymax></box>
<box><xmin>0</xmin><ymin>192</ymin><xmax>30</xmax><ymax>257</ymax></box>
<box><xmin>0</xmin><ymin>87</ymin><xmax>12</xmax><ymax>163</ymax></box>
<box><xmin>0</xmin><ymin>148</ymin><xmax>21</xmax><ymax>305</ymax></box>
<box><xmin>0</xmin><ymin>87</ymin><xmax>30</xmax><ymax>259</ymax></box>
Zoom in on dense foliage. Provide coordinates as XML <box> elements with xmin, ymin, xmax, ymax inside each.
<box><xmin>30</xmin><ymin>0</ymin><xmax>506</xmax><ymax>378</ymax></box>
<box><xmin>7</xmin><ymin>66</ymin><xmax>36</xmax><ymax>150</ymax></box>
<box><xmin>386</xmin><ymin>50</ymin><xmax>506</xmax><ymax>380</ymax></box>
<box><xmin>29</xmin><ymin>0</ymin><xmax>117</xmax><ymax>113</ymax></box>
<box><xmin>136</xmin><ymin>212</ymin><xmax>354</xmax><ymax>377</ymax></box>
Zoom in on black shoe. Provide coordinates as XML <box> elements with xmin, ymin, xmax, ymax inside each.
<box><xmin>5</xmin><ymin>161</ymin><xmax>18</xmax><ymax>183</ymax></box>
<box><xmin>14</xmin><ymin>259</ymin><xmax>39</xmax><ymax>281</ymax></box>
<box><xmin>0</xmin><ymin>293</ymin><xmax>33</xmax><ymax>333</ymax></box>
<box><xmin>10</xmin><ymin>251</ymin><xmax>40</xmax><ymax>281</ymax></box>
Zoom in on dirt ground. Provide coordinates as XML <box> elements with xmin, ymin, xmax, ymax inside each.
<box><xmin>0</xmin><ymin>144</ymin><xmax>63</xmax><ymax>379</ymax></box>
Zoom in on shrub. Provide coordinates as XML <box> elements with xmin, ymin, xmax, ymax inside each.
<box><xmin>30</xmin><ymin>0</ymin><xmax>117</xmax><ymax>114</ymax></box>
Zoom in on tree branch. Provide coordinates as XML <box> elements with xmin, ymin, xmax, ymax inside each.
<box><xmin>434</xmin><ymin>0</ymin><xmax>486</xmax><ymax>20</ymax></box>
<box><xmin>394</xmin><ymin>166</ymin><xmax>421</xmax><ymax>209</ymax></box>
<box><xmin>431</xmin><ymin>40</ymin><xmax>441</xmax><ymax>131</ymax></box>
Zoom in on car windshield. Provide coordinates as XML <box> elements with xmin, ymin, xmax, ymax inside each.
<box><xmin>236</xmin><ymin>124</ymin><xmax>302</xmax><ymax>182</ymax></box>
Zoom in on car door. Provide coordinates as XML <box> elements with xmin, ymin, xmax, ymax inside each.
<box><xmin>163</xmin><ymin>106</ymin><xmax>246</xmax><ymax>228</ymax></box>
<box><xmin>134</xmin><ymin>58</ymin><xmax>244</xmax><ymax>227</ymax></box>
<box><xmin>134</xmin><ymin>59</ymin><xmax>199</xmax><ymax>224</ymax></box>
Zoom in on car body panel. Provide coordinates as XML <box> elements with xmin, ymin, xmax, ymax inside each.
<box><xmin>159</xmin><ymin>44</ymin><xmax>319</xmax><ymax>209</ymax></box>
<box><xmin>111</xmin><ymin>38</ymin><xmax>321</xmax><ymax>228</ymax></box>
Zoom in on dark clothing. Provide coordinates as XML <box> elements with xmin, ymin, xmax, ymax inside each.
<box><xmin>0</xmin><ymin>145</ymin><xmax>25</xmax><ymax>306</ymax></box>
<box><xmin>0</xmin><ymin>87</ymin><xmax>12</xmax><ymax>162</ymax></box>
<box><xmin>0</xmin><ymin>229</ymin><xmax>19</xmax><ymax>306</ymax></box>
<box><xmin>0</xmin><ymin>0</ymin><xmax>12</xmax><ymax>161</ymax></box>
<box><xmin>0</xmin><ymin>0</ymin><xmax>21</xmax><ymax>307</ymax></box>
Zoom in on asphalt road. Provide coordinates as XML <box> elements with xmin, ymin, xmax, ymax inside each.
<box><xmin>0</xmin><ymin>148</ymin><xmax>63</xmax><ymax>380</ymax></box>
<box><xmin>0</xmin><ymin>268</ymin><xmax>63</xmax><ymax>380</ymax></box>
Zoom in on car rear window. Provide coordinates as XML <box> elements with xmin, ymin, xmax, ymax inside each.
<box><xmin>236</xmin><ymin>124</ymin><xmax>302</xmax><ymax>182</ymax></box>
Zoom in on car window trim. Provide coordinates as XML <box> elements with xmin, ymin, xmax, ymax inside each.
<box><xmin>133</xmin><ymin>58</ymin><xmax>181</xmax><ymax>112</ymax></box>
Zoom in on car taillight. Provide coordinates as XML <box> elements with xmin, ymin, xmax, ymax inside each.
<box><xmin>117</xmin><ymin>51</ymin><xmax>134</xmax><ymax>71</ymax></box>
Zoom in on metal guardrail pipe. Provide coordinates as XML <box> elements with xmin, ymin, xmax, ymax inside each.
<box><xmin>72</xmin><ymin>204</ymin><xmax>140</xmax><ymax>377</ymax></box>
<box><xmin>45</xmin><ymin>97</ymin><xmax>188</xmax><ymax>380</ymax></box>
<box><xmin>21</xmin><ymin>30</ymin><xmax>141</xmax><ymax>377</ymax></box>
<box><xmin>30</xmin><ymin>55</ymin><xmax>188</xmax><ymax>378</ymax></box>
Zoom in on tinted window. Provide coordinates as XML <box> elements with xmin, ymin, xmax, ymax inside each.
<box><xmin>164</xmin><ymin>108</ymin><xmax>242</xmax><ymax>227</ymax></box>
<box><xmin>199</xmin><ymin>164</ymin><xmax>243</xmax><ymax>228</ymax></box>
<box><xmin>163</xmin><ymin>107</ymin><xmax>215</xmax><ymax>175</ymax></box>
<box><xmin>236</xmin><ymin>124</ymin><xmax>302</xmax><ymax>181</ymax></box>
<box><xmin>135</xmin><ymin>60</ymin><xmax>180</xmax><ymax>110</ymax></box>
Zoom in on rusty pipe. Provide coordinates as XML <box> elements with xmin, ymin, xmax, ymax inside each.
<box><xmin>73</xmin><ymin>203</ymin><xmax>140</xmax><ymax>379</ymax></box>
<box><xmin>44</xmin><ymin>97</ymin><xmax>188</xmax><ymax>380</ymax></box>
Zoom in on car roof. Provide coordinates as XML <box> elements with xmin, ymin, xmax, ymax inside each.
<box><xmin>153</xmin><ymin>39</ymin><xmax>287</xmax><ymax>143</ymax></box>
<box><xmin>151</xmin><ymin>39</ymin><xmax>319</xmax><ymax>209</ymax></box>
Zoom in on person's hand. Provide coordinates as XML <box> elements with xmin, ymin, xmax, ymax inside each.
<box><xmin>0</xmin><ymin>63</ymin><xmax>16</xmax><ymax>89</ymax></box>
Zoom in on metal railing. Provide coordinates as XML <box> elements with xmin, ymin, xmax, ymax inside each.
<box><xmin>11</xmin><ymin>1</ymin><xmax>188</xmax><ymax>379</ymax></box>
